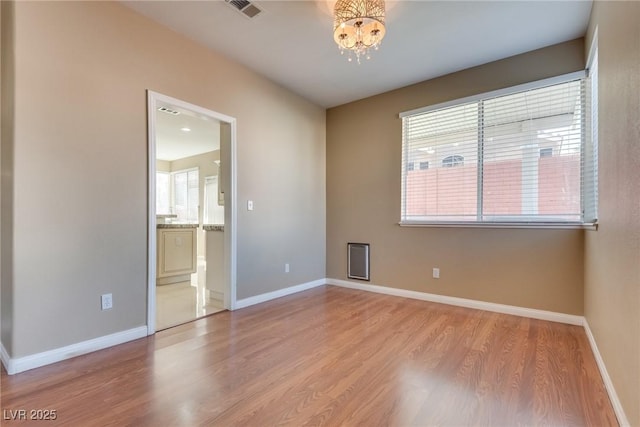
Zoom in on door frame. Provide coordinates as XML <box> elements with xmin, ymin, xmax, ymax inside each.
<box><xmin>146</xmin><ymin>90</ymin><xmax>238</xmax><ymax>335</ymax></box>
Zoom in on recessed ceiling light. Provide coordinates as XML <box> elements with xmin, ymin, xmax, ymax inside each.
<box><xmin>181</xmin><ymin>127</ymin><xmax>191</xmax><ymax>132</ymax></box>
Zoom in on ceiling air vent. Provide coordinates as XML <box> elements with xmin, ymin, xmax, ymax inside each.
<box><xmin>157</xmin><ymin>106</ymin><xmax>180</xmax><ymax>115</ymax></box>
<box><xmin>225</xmin><ymin>0</ymin><xmax>263</xmax><ymax>19</ymax></box>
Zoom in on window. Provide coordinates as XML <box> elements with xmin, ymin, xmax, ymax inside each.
<box><xmin>155</xmin><ymin>168</ymin><xmax>200</xmax><ymax>223</ymax></box>
<box><xmin>156</xmin><ymin>172</ymin><xmax>171</xmax><ymax>215</ymax></box>
<box><xmin>173</xmin><ymin>168</ymin><xmax>199</xmax><ymax>223</ymax></box>
<box><xmin>406</xmin><ymin>162</ymin><xmax>414</xmax><ymax>171</ymax></box>
<box><xmin>584</xmin><ymin>44</ymin><xmax>598</xmax><ymax>223</ymax></box>
<box><xmin>442</xmin><ymin>155</ymin><xmax>464</xmax><ymax>167</ymax></box>
<box><xmin>419</xmin><ymin>161</ymin><xmax>430</xmax><ymax>170</ymax></box>
<box><xmin>401</xmin><ymin>72</ymin><xmax>597</xmax><ymax>226</ymax></box>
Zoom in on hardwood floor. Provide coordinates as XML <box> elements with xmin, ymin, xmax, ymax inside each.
<box><xmin>1</xmin><ymin>285</ymin><xmax>617</xmax><ymax>426</ymax></box>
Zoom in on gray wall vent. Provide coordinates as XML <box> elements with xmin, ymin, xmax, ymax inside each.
<box><xmin>348</xmin><ymin>243</ymin><xmax>370</xmax><ymax>281</ymax></box>
<box><xmin>225</xmin><ymin>0</ymin><xmax>263</xmax><ymax>19</ymax></box>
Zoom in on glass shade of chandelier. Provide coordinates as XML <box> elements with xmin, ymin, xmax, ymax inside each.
<box><xmin>333</xmin><ymin>0</ymin><xmax>386</xmax><ymax>63</ymax></box>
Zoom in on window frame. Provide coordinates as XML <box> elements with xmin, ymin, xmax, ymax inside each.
<box><xmin>584</xmin><ymin>30</ymin><xmax>599</xmax><ymax>225</ymax></box>
<box><xmin>155</xmin><ymin>171</ymin><xmax>171</xmax><ymax>215</ymax></box>
<box><xmin>399</xmin><ymin>70</ymin><xmax>597</xmax><ymax>230</ymax></box>
<box><xmin>170</xmin><ymin>167</ymin><xmax>200</xmax><ymax>224</ymax></box>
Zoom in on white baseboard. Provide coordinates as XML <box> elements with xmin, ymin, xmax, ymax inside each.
<box><xmin>209</xmin><ymin>290</ymin><xmax>224</xmax><ymax>302</ymax></box>
<box><xmin>1</xmin><ymin>326</ymin><xmax>147</xmax><ymax>375</ymax></box>
<box><xmin>584</xmin><ymin>319</ymin><xmax>630</xmax><ymax>426</ymax></box>
<box><xmin>326</xmin><ymin>278</ymin><xmax>583</xmax><ymax>325</ymax></box>
<box><xmin>235</xmin><ymin>279</ymin><xmax>326</xmax><ymax>309</ymax></box>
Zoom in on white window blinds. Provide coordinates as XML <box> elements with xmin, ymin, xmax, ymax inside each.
<box><xmin>401</xmin><ymin>73</ymin><xmax>596</xmax><ymax>225</ymax></box>
<box><xmin>173</xmin><ymin>168</ymin><xmax>199</xmax><ymax>223</ymax></box>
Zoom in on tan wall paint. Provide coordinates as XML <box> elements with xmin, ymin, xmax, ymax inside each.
<box><xmin>1</xmin><ymin>0</ymin><xmax>15</xmax><ymax>354</ymax></box>
<box><xmin>155</xmin><ymin>159</ymin><xmax>170</xmax><ymax>173</ymax></box>
<box><xmin>327</xmin><ymin>39</ymin><xmax>585</xmax><ymax>315</ymax></box>
<box><xmin>7</xmin><ymin>1</ymin><xmax>325</xmax><ymax>358</ymax></box>
<box><xmin>585</xmin><ymin>2</ymin><xmax>640</xmax><ymax>424</ymax></box>
<box><xmin>0</xmin><ymin>0</ymin><xmax>3</xmax><ymax>352</ymax></box>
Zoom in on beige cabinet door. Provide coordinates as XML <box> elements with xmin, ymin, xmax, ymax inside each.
<box><xmin>157</xmin><ymin>228</ymin><xmax>197</xmax><ymax>278</ymax></box>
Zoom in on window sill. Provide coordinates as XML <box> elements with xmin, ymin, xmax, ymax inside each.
<box><xmin>398</xmin><ymin>221</ymin><xmax>598</xmax><ymax>230</ymax></box>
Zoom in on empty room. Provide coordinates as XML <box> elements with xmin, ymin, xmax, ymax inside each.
<box><xmin>1</xmin><ymin>0</ymin><xmax>638</xmax><ymax>425</ymax></box>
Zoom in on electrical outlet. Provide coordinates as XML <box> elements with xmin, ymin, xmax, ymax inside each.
<box><xmin>432</xmin><ymin>268</ymin><xmax>440</xmax><ymax>279</ymax></box>
<box><xmin>101</xmin><ymin>293</ymin><xmax>113</xmax><ymax>310</ymax></box>
<box><xmin>285</xmin><ymin>263</ymin><xmax>290</xmax><ymax>273</ymax></box>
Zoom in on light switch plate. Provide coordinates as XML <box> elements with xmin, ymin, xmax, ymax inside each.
<box><xmin>247</xmin><ymin>200</ymin><xmax>254</xmax><ymax>211</ymax></box>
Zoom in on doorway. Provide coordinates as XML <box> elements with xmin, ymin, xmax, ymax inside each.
<box><xmin>147</xmin><ymin>91</ymin><xmax>237</xmax><ymax>334</ymax></box>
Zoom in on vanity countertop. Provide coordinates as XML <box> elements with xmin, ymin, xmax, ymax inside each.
<box><xmin>157</xmin><ymin>223</ymin><xmax>199</xmax><ymax>229</ymax></box>
<box><xmin>203</xmin><ymin>224</ymin><xmax>224</xmax><ymax>232</ymax></box>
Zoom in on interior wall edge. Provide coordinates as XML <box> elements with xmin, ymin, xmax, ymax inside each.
<box><xmin>583</xmin><ymin>1</ymin><xmax>640</xmax><ymax>424</ymax></box>
<box><xmin>583</xmin><ymin>319</ymin><xmax>631</xmax><ymax>426</ymax></box>
<box><xmin>0</xmin><ymin>0</ymin><xmax>16</xmax><ymax>357</ymax></box>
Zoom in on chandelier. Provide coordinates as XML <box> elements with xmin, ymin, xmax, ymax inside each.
<box><xmin>333</xmin><ymin>0</ymin><xmax>386</xmax><ymax>63</ymax></box>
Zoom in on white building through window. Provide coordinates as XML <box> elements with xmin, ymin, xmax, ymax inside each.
<box><xmin>401</xmin><ymin>71</ymin><xmax>597</xmax><ymax>225</ymax></box>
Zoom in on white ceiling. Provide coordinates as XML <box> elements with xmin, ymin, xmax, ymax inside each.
<box><xmin>156</xmin><ymin>104</ymin><xmax>220</xmax><ymax>161</ymax></box>
<box><xmin>124</xmin><ymin>0</ymin><xmax>593</xmax><ymax>108</ymax></box>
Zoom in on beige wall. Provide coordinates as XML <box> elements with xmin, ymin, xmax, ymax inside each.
<box><xmin>1</xmin><ymin>0</ymin><xmax>15</xmax><ymax>355</ymax></box>
<box><xmin>585</xmin><ymin>2</ymin><xmax>640</xmax><ymax>424</ymax></box>
<box><xmin>327</xmin><ymin>39</ymin><xmax>585</xmax><ymax>315</ymax></box>
<box><xmin>3</xmin><ymin>1</ymin><xmax>325</xmax><ymax>358</ymax></box>
<box><xmin>156</xmin><ymin>159</ymin><xmax>170</xmax><ymax>173</ymax></box>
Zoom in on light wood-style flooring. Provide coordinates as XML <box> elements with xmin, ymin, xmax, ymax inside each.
<box><xmin>0</xmin><ymin>285</ymin><xmax>617</xmax><ymax>426</ymax></box>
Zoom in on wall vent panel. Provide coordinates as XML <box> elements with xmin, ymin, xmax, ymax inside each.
<box><xmin>224</xmin><ymin>0</ymin><xmax>263</xmax><ymax>19</ymax></box>
<box><xmin>348</xmin><ymin>243</ymin><xmax>370</xmax><ymax>281</ymax></box>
